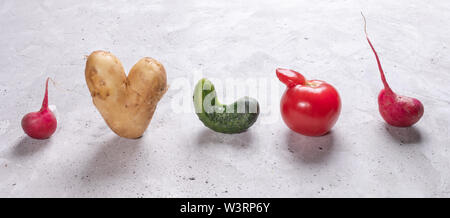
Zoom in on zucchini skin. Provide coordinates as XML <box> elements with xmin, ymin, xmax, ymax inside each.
<box><xmin>193</xmin><ymin>78</ymin><xmax>260</xmax><ymax>134</ymax></box>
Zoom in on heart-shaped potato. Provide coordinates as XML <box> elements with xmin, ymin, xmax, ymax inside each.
<box><xmin>85</xmin><ymin>51</ymin><xmax>167</xmax><ymax>139</ymax></box>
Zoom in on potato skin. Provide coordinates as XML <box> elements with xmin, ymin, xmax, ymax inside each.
<box><xmin>85</xmin><ymin>50</ymin><xmax>167</xmax><ymax>139</ymax></box>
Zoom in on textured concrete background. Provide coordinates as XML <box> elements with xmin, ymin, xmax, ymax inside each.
<box><xmin>0</xmin><ymin>0</ymin><xmax>449</xmax><ymax>197</ymax></box>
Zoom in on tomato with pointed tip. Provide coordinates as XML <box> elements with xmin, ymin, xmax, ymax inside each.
<box><xmin>277</xmin><ymin>68</ymin><xmax>341</xmax><ymax>136</ymax></box>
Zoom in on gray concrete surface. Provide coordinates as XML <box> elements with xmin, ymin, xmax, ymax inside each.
<box><xmin>0</xmin><ymin>0</ymin><xmax>449</xmax><ymax>197</ymax></box>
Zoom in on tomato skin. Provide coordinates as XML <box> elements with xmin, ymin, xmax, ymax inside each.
<box><xmin>277</xmin><ymin>69</ymin><xmax>341</xmax><ymax>136</ymax></box>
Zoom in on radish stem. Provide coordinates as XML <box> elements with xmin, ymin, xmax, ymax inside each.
<box><xmin>361</xmin><ymin>12</ymin><xmax>393</xmax><ymax>93</ymax></box>
<box><xmin>41</xmin><ymin>78</ymin><xmax>50</xmax><ymax>110</ymax></box>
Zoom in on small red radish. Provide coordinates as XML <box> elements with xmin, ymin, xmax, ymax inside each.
<box><xmin>362</xmin><ymin>13</ymin><xmax>424</xmax><ymax>127</ymax></box>
<box><xmin>21</xmin><ymin>78</ymin><xmax>57</xmax><ymax>139</ymax></box>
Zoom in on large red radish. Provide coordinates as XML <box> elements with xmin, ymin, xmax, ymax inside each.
<box><xmin>362</xmin><ymin>13</ymin><xmax>424</xmax><ymax>127</ymax></box>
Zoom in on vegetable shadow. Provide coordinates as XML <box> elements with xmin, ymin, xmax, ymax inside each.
<box><xmin>384</xmin><ymin>123</ymin><xmax>422</xmax><ymax>144</ymax></box>
<box><xmin>12</xmin><ymin>137</ymin><xmax>51</xmax><ymax>157</ymax></box>
<box><xmin>81</xmin><ymin>136</ymin><xmax>142</xmax><ymax>182</ymax></box>
<box><xmin>286</xmin><ymin>130</ymin><xmax>334</xmax><ymax>164</ymax></box>
<box><xmin>195</xmin><ymin>129</ymin><xmax>253</xmax><ymax>148</ymax></box>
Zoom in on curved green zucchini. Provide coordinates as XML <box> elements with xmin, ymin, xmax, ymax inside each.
<box><xmin>193</xmin><ymin>78</ymin><xmax>260</xmax><ymax>134</ymax></box>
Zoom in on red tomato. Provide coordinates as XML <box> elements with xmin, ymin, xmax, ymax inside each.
<box><xmin>277</xmin><ymin>68</ymin><xmax>341</xmax><ymax>136</ymax></box>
